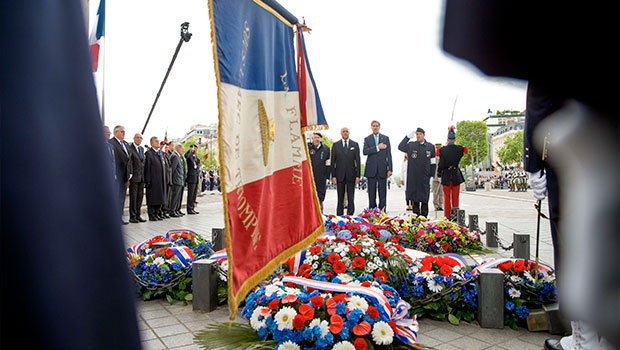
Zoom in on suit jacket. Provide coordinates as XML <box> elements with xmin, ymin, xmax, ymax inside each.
<box><xmin>185</xmin><ymin>150</ymin><xmax>200</xmax><ymax>184</ymax></box>
<box><xmin>363</xmin><ymin>133</ymin><xmax>392</xmax><ymax>178</ymax></box>
<box><xmin>170</xmin><ymin>152</ymin><xmax>186</xmax><ymax>186</ymax></box>
<box><xmin>108</xmin><ymin>138</ymin><xmax>132</xmax><ymax>182</ymax></box>
<box><xmin>144</xmin><ymin>148</ymin><xmax>167</xmax><ymax>205</ymax></box>
<box><xmin>128</xmin><ymin>143</ymin><xmax>145</xmax><ymax>183</ymax></box>
<box><xmin>331</xmin><ymin>139</ymin><xmax>360</xmax><ymax>183</ymax></box>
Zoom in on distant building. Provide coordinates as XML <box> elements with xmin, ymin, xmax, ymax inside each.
<box><xmin>487</xmin><ymin>121</ymin><xmax>524</xmax><ymax>167</ymax></box>
<box><xmin>178</xmin><ymin>123</ymin><xmax>218</xmax><ymax>161</ymax></box>
<box><xmin>483</xmin><ymin>112</ymin><xmax>525</xmax><ymax>134</ymax></box>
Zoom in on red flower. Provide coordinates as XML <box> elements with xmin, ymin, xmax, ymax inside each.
<box><xmin>293</xmin><ymin>314</ymin><xmax>305</xmax><ymax>330</ymax></box>
<box><xmin>332</xmin><ymin>260</ymin><xmax>346</xmax><ymax>274</ymax></box>
<box><xmin>352</xmin><ymin>321</ymin><xmax>371</xmax><ymax>336</ymax></box>
<box><xmin>326</xmin><ymin>298</ymin><xmax>337</xmax><ymax>316</ymax></box>
<box><xmin>367</xmin><ymin>305</ymin><xmax>379</xmax><ymax>319</ymax></box>
<box><xmin>309</xmin><ymin>246</ymin><xmax>322</xmax><ymax>254</ymax></box>
<box><xmin>328</xmin><ymin>253</ymin><xmax>341</xmax><ymax>264</ymax></box>
<box><xmin>333</xmin><ymin>294</ymin><xmax>348</xmax><ymax>302</ymax></box>
<box><xmin>378</xmin><ymin>247</ymin><xmax>390</xmax><ymax>258</ymax></box>
<box><xmin>375</xmin><ymin>240</ymin><xmax>385</xmax><ymax>247</ymax></box>
<box><xmin>310</xmin><ymin>295</ymin><xmax>324</xmax><ymax>308</ymax></box>
<box><xmin>329</xmin><ymin>314</ymin><xmax>343</xmax><ymax>334</ymax></box>
<box><xmin>361</xmin><ymin>281</ymin><xmax>372</xmax><ymax>287</ymax></box>
<box><xmin>298</xmin><ymin>304</ymin><xmax>315</xmax><ymax>321</ymax></box>
<box><xmin>164</xmin><ymin>248</ymin><xmax>174</xmax><ymax>259</ymax></box>
<box><xmin>349</xmin><ymin>245</ymin><xmax>362</xmax><ymax>253</ymax></box>
<box><xmin>420</xmin><ymin>264</ymin><xmax>432</xmax><ymax>272</ymax></box>
<box><xmin>440</xmin><ymin>264</ymin><xmax>454</xmax><ymax>277</ymax></box>
<box><xmin>394</xmin><ymin>244</ymin><xmax>405</xmax><ymax>252</ymax></box>
<box><xmin>282</xmin><ymin>294</ymin><xmax>298</xmax><ymax>304</ymax></box>
<box><xmin>435</xmin><ymin>256</ymin><xmax>446</xmax><ymax>268</ymax></box>
<box><xmin>442</xmin><ymin>256</ymin><xmax>460</xmax><ymax>267</ymax></box>
<box><xmin>421</xmin><ymin>256</ymin><xmax>436</xmax><ymax>266</ymax></box>
<box><xmin>442</xmin><ymin>242</ymin><xmax>451</xmax><ymax>251</ymax></box>
<box><xmin>299</xmin><ymin>264</ymin><xmax>311</xmax><ymax>275</ymax></box>
<box><xmin>498</xmin><ymin>261</ymin><xmax>513</xmax><ymax>272</ymax></box>
<box><xmin>354</xmin><ymin>338</ymin><xmax>368</xmax><ymax>350</ymax></box>
<box><xmin>269</xmin><ymin>299</ymin><xmax>280</xmax><ymax>310</ymax></box>
<box><xmin>513</xmin><ymin>260</ymin><xmax>525</xmax><ymax>273</ymax></box>
<box><xmin>374</xmin><ymin>270</ymin><xmax>387</xmax><ymax>282</ymax></box>
<box><xmin>181</xmin><ymin>232</ymin><xmax>188</xmax><ymax>239</ymax></box>
<box><xmin>352</xmin><ymin>257</ymin><xmax>366</xmax><ymax>268</ymax></box>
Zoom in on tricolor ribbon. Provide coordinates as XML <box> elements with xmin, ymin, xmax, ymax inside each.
<box><xmin>128</xmin><ymin>235</ymin><xmax>168</xmax><ymax>255</ymax></box>
<box><xmin>206</xmin><ymin>249</ymin><xmax>227</xmax><ymax>263</ymax></box>
<box><xmin>166</xmin><ymin>229</ymin><xmax>198</xmax><ymax>240</ymax></box>
<box><xmin>472</xmin><ymin>258</ymin><xmax>553</xmax><ymax>275</ymax></box>
<box><xmin>153</xmin><ymin>246</ymin><xmax>195</xmax><ymax>268</ymax></box>
<box><xmin>440</xmin><ymin>253</ymin><xmax>468</xmax><ymax>267</ymax></box>
<box><xmin>281</xmin><ymin>276</ymin><xmax>418</xmax><ymax>344</ymax></box>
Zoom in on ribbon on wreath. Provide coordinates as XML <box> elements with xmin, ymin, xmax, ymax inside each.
<box><xmin>152</xmin><ymin>246</ymin><xmax>195</xmax><ymax>268</ymax></box>
<box><xmin>206</xmin><ymin>249</ymin><xmax>227</xmax><ymax>263</ymax></box>
<box><xmin>128</xmin><ymin>235</ymin><xmax>168</xmax><ymax>255</ymax></box>
<box><xmin>165</xmin><ymin>229</ymin><xmax>198</xmax><ymax>240</ymax></box>
<box><xmin>280</xmin><ymin>276</ymin><xmax>418</xmax><ymax>344</ymax></box>
<box><xmin>472</xmin><ymin>258</ymin><xmax>553</xmax><ymax>275</ymax></box>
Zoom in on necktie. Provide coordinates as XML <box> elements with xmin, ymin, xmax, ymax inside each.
<box><xmin>120</xmin><ymin>140</ymin><xmax>128</xmax><ymax>156</ymax></box>
<box><xmin>139</xmin><ymin>146</ymin><xmax>143</xmax><ymax>159</ymax></box>
<box><xmin>375</xmin><ymin>135</ymin><xmax>379</xmax><ymax>146</ymax></box>
<box><xmin>344</xmin><ymin>140</ymin><xmax>348</xmax><ymax>151</ymax></box>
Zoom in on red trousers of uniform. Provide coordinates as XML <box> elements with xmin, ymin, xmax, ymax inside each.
<box><xmin>443</xmin><ymin>183</ymin><xmax>460</xmax><ymax>218</ymax></box>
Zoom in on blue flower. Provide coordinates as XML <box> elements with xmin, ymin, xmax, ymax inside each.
<box><xmin>412</xmin><ymin>285</ymin><xmax>424</xmax><ymax>297</ymax></box>
<box><xmin>379</xmin><ymin>230</ymin><xmax>392</xmax><ymax>240</ymax></box>
<box><xmin>257</xmin><ymin>327</ymin><xmax>268</xmax><ymax>339</ymax></box>
<box><xmin>335</xmin><ymin>301</ymin><xmax>347</xmax><ymax>315</ymax></box>
<box><xmin>505</xmin><ymin>301</ymin><xmax>515</xmax><ymax>311</ymax></box>
<box><xmin>516</xmin><ymin>305</ymin><xmax>529</xmax><ymax>319</ymax></box>
<box><xmin>337</xmin><ymin>230</ymin><xmax>352</xmax><ymax>240</ymax></box>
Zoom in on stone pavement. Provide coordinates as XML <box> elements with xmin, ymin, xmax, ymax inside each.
<box><xmin>123</xmin><ymin>187</ymin><xmax>560</xmax><ymax>350</ymax></box>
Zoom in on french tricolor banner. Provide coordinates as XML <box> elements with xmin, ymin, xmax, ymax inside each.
<box><xmin>209</xmin><ymin>0</ymin><xmax>325</xmax><ymax>317</ymax></box>
<box><xmin>88</xmin><ymin>0</ymin><xmax>105</xmax><ymax>72</ymax></box>
<box><xmin>296</xmin><ymin>26</ymin><xmax>327</xmax><ymax>130</ymax></box>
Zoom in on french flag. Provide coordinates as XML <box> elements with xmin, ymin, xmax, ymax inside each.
<box><xmin>88</xmin><ymin>0</ymin><xmax>105</xmax><ymax>72</ymax></box>
<box><xmin>296</xmin><ymin>26</ymin><xmax>327</xmax><ymax>129</ymax></box>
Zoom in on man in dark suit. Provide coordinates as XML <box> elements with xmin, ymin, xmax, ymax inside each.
<box><xmin>331</xmin><ymin>127</ymin><xmax>360</xmax><ymax>216</ymax></box>
<box><xmin>128</xmin><ymin>133</ymin><xmax>146</xmax><ymax>223</ymax></box>
<box><xmin>363</xmin><ymin>120</ymin><xmax>392</xmax><ymax>211</ymax></box>
<box><xmin>108</xmin><ymin>125</ymin><xmax>133</xmax><ymax>225</ymax></box>
<box><xmin>169</xmin><ymin>144</ymin><xmax>186</xmax><ymax>217</ymax></box>
<box><xmin>144</xmin><ymin>136</ymin><xmax>167</xmax><ymax>221</ymax></box>
<box><xmin>185</xmin><ymin>144</ymin><xmax>200</xmax><ymax>214</ymax></box>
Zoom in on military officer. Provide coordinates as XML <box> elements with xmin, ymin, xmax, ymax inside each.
<box><xmin>308</xmin><ymin>132</ymin><xmax>330</xmax><ymax>212</ymax></box>
<box><xmin>398</xmin><ymin>127</ymin><xmax>436</xmax><ymax>217</ymax></box>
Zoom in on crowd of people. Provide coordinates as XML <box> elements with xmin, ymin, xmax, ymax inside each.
<box><xmin>104</xmin><ymin>125</ymin><xmax>219</xmax><ymax>225</ymax></box>
<box><xmin>308</xmin><ymin>121</ymin><xmax>468</xmax><ymax>218</ymax></box>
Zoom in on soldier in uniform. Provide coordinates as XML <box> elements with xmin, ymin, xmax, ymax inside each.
<box><xmin>398</xmin><ymin>127</ymin><xmax>436</xmax><ymax>217</ymax></box>
<box><xmin>431</xmin><ymin>143</ymin><xmax>444</xmax><ymax>211</ymax></box>
<box><xmin>437</xmin><ymin>127</ymin><xmax>467</xmax><ymax>218</ymax></box>
<box><xmin>308</xmin><ymin>132</ymin><xmax>330</xmax><ymax>212</ymax></box>
<box><xmin>185</xmin><ymin>145</ymin><xmax>201</xmax><ymax>214</ymax></box>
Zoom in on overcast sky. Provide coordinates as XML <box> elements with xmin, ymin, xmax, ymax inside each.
<box><xmin>94</xmin><ymin>0</ymin><xmax>527</xmax><ymax>170</ymax></box>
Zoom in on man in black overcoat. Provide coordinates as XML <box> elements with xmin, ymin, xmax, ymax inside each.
<box><xmin>185</xmin><ymin>145</ymin><xmax>200</xmax><ymax>214</ymax></box>
<box><xmin>128</xmin><ymin>133</ymin><xmax>146</xmax><ymax>223</ymax></box>
<box><xmin>398</xmin><ymin>128</ymin><xmax>435</xmax><ymax>217</ymax></box>
<box><xmin>144</xmin><ymin>136</ymin><xmax>167</xmax><ymax>221</ymax></box>
<box><xmin>108</xmin><ymin>125</ymin><xmax>133</xmax><ymax>224</ymax></box>
<box><xmin>308</xmin><ymin>132</ymin><xmax>330</xmax><ymax>212</ymax></box>
<box><xmin>331</xmin><ymin>127</ymin><xmax>360</xmax><ymax>216</ymax></box>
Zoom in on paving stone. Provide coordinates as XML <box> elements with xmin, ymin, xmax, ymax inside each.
<box><xmin>497</xmin><ymin>337</ymin><xmax>543</xmax><ymax>350</ymax></box>
<box><xmin>424</xmin><ymin>327</ymin><xmax>464</xmax><ymax>343</ymax></box>
<box><xmin>183</xmin><ymin>320</ymin><xmax>209</xmax><ymax>333</ymax></box>
<box><xmin>415</xmin><ymin>333</ymin><xmax>443</xmax><ymax>347</ymax></box>
<box><xmin>161</xmin><ymin>333</ymin><xmax>195</xmax><ymax>348</ymax></box>
<box><xmin>171</xmin><ymin>344</ymin><xmax>202</xmax><ymax>350</ymax></box>
<box><xmin>517</xmin><ymin>331</ymin><xmax>561</xmax><ymax>346</ymax></box>
<box><xmin>140</xmin><ymin>329</ymin><xmax>158</xmax><ymax>341</ymax></box>
<box><xmin>447</xmin><ymin>336</ymin><xmax>491</xmax><ymax>350</ymax></box>
<box><xmin>153</xmin><ymin>324</ymin><xmax>190</xmax><ymax>338</ymax></box>
<box><xmin>139</xmin><ymin>301</ymin><xmax>167</xmax><ymax>312</ymax></box>
<box><xmin>142</xmin><ymin>338</ymin><xmax>167</xmax><ymax>350</ymax></box>
<box><xmin>146</xmin><ymin>316</ymin><xmax>181</xmax><ymax>328</ymax></box>
<box><xmin>469</xmin><ymin>327</ymin><xmax>521</xmax><ymax>345</ymax></box>
<box><xmin>140</xmin><ymin>309</ymin><xmax>172</xmax><ymax>320</ymax></box>
<box><xmin>175</xmin><ymin>311</ymin><xmax>211</xmax><ymax>323</ymax></box>
<box><xmin>434</xmin><ymin>343</ymin><xmax>462</xmax><ymax>350</ymax></box>
<box><xmin>445</xmin><ymin>321</ymin><xmax>480</xmax><ymax>336</ymax></box>
<box><xmin>137</xmin><ymin>320</ymin><xmax>150</xmax><ymax>331</ymax></box>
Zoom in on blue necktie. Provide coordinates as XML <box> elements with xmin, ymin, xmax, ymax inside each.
<box><xmin>375</xmin><ymin>135</ymin><xmax>379</xmax><ymax>146</ymax></box>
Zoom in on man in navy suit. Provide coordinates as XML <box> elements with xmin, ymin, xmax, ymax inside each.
<box><xmin>331</xmin><ymin>127</ymin><xmax>361</xmax><ymax>215</ymax></box>
<box><xmin>108</xmin><ymin>125</ymin><xmax>133</xmax><ymax>224</ymax></box>
<box><xmin>363</xmin><ymin>120</ymin><xmax>392</xmax><ymax>211</ymax></box>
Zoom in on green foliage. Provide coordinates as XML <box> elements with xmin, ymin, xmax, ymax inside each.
<box><xmin>497</xmin><ymin>130</ymin><xmax>524</xmax><ymax>166</ymax></box>
<box><xmin>194</xmin><ymin>322</ymin><xmax>278</xmax><ymax>350</ymax></box>
<box><xmin>321</xmin><ymin>134</ymin><xmax>334</xmax><ymax>149</ymax></box>
<box><xmin>455</xmin><ymin>121</ymin><xmax>488</xmax><ymax>167</ymax></box>
<box><xmin>182</xmin><ymin>136</ymin><xmax>218</xmax><ymax>169</ymax></box>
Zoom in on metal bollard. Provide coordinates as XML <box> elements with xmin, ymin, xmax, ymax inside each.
<box><xmin>485</xmin><ymin>222</ymin><xmax>498</xmax><ymax>247</ymax></box>
<box><xmin>457</xmin><ymin>209</ymin><xmax>466</xmax><ymax>226</ymax></box>
<box><xmin>478</xmin><ymin>268</ymin><xmax>505</xmax><ymax>329</ymax></box>
<box><xmin>468</xmin><ymin>214</ymin><xmax>479</xmax><ymax>232</ymax></box>
<box><xmin>192</xmin><ymin>259</ymin><xmax>219</xmax><ymax>312</ymax></box>
<box><xmin>450</xmin><ymin>207</ymin><xmax>459</xmax><ymax>221</ymax></box>
<box><xmin>212</xmin><ymin>228</ymin><xmax>226</xmax><ymax>251</ymax></box>
<box><xmin>513</xmin><ymin>233</ymin><xmax>530</xmax><ymax>259</ymax></box>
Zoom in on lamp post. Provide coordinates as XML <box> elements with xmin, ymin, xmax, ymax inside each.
<box><xmin>469</xmin><ymin>131</ymin><xmax>485</xmax><ymax>168</ymax></box>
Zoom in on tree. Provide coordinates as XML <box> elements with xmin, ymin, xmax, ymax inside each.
<box><xmin>181</xmin><ymin>136</ymin><xmax>218</xmax><ymax>169</ymax></box>
<box><xmin>455</xmin><ymin>120</ymin><xmax>488</xmax><ymax>167</ymax></box>
<box><xmin>497</xmin><ymin>130</ymin><xmax>523</xmax><ymax>166</ymax></box>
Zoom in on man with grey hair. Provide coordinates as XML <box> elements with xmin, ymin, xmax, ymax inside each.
<box><xmin>169</xmin><ymin>144</ymin><xmax>186</xmax><ymax>217</ymax></box>
<box><xmin>128</xmin><ymin>133</ymin><xmax>146</xmax><ymax>223</ymax></box>
<box><xmin>108</xmin><ymin>125</ymin><xmax>132</xmax><ymax>224</ymax></box>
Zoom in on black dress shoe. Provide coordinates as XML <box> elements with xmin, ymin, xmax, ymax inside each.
<box><xmin>544</xmin><ymin>339</ymin><xmax>564</xmax><ymax>350</ymax></box>
<box><xmin>137</xmin><ymin>217</ymin><xmax>147</xmax><ymax>222</ymax></box>
<box><xmin>149</xmin><ymin>216</ymin><xmax>160</xmax><ymax>221</ymax></box>
<box><xmin>177</xmin><ymin>211</ymin><xmax>185</xmax><ymax>216</ymax></box>
<box><xmin>129</xmin><ymin>218</ymin><xmax>139</xmax><ymax>223</ymax></box>
<box><xmin>170</xmin><ymin>213</ymin><xmax>180</xmax><ymax>217</ymax></box>
<box><xmin>188</xmin><ymin>210</ymin><xmax>197</xmax><ymax>215</ymax></box>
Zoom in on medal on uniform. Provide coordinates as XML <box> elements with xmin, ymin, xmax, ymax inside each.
<box><xmin>310</xmin><ymin>149</ymin><xmax>315</xmax><ymax>155</ymax></box>
<box><xmin>412</xmin><ymin>151</ymin><xmax>418</xmax><ymax>159</ymax></box>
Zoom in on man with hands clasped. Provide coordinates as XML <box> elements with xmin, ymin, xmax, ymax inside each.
<box><xmin>331</xmin><ymin>127</ymin><xmax>360</xmax><ymax>216</ymax></box>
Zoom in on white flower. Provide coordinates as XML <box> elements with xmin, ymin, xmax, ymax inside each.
<box><xmin>308</xmin><ymin>318</ymin><xmax>329</xmax><ymax>337</ymax></box>
<box><xmin>347</xmin><ymin>280</ymin><xmax>362</xmax><ymax>287</ymax></box>
<box><xmin>303</xmin><ymin>258</ymin><xmax>312</xmax><ymax>265</ymax></box>
<box><xmin>332</xmin><ymin>341</ymin><xmax>356</xmax><ymax>350</ymax></box>
<box><xmin>277</xmin><ymin>340</ymin><xmax>300</xmax><ymax>350</ymax></box>
<box><xmin>427</xmin><ymin>279</ymin><xmax>443</xmax><ymax>293</ymax></box>
<box><xmin>264</xmin><ymin>285</ymin><xmax>280</xmax><ymax>297</ymax></box>
<box><xmin>421</xmin><ymin>270</ymin><xmax>436</xmax><ymax>280</ymax></box>
<box><xmin>313</xmin><ymin>255</ymin><xmax>319</xmax><ymax>261</ymax></box>
<box><xmin>274</xmin><ymin>306</ymin><xmax>297</xmax><ymax>330</ymax></box>
<box><xmin>250</xmin><ymin>307</ymin><xmax>269</xmax><ymax>330</ymax></box>
<box><xmin>452</xmin><ymin>265</ymin><xmax>461</xmax><ymax>273</ymax></box>
<box><xmin>371</xmin><ymin>321</ymin><xmax>394</xmax><ymax>345</ymax></box>
<box><xmin>523</xmin><ymin>271</ymin><xmax>536</xmax><ymax>283</ymax></box>
<box><xmin>347</xmin><ymin>295</ymin><xmax>369</xmax><ymax>312</ymax></box>
<box><xmin>411</xmin><ymin>265</ymin><xmax>419</xmax><ymax>273</ymax></box>
<box><xmin>153</xmin><ymin>257</ymin><xmax>165</xmax><ymax>266</ymax></box>
<box><xmin>312</xmin><ymin>263</ymin><xmax>319</xmax><ymax>269</ymax></box>
<box><xmin>285</xmin><ymin>287</ymin><xmax>301</xmax><ymax>296</ymax></box>
<box><xmin>509</xmin><ymin>275</ymin><xmax>522</xmax><ymax>283</ymax></box>
<box><xmin>337</xmin><ymin>273</ymin><xmax>354</xmax><ymax>283</ymax></box>
<box><xmin>508</xmin><ymin>288</ymin><xmax>521</xmax><ymax>299</ymax></box>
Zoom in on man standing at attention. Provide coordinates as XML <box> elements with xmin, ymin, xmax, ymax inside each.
<box><xmin>398</xmin><ymin>127</ymin><xmax>436</xmax><ymax>217</ymax></box>
<box><xmin>437</xmin><ymin>127</ymin><xmax>467</xmax><ymax>217</ymax></box>
<box><xmin>169</xmin><ymin>144</ymin><xmax>186</xmax><ymax>217</ymax></box>
<box><xmin>363</xmin><ymin>120</ymin><xmax>392</xmax><ymax>211</ymax></box>
<box><xmin>185</xmin><ymin>144</ymin><xmax>200</xmax><ymax>214</ymax></box>
<box><xmin>144</xmin><ymin>136</ymin><xmax>167</xmax><ymax>221</ymax></box>
<box><xmin>128</xmin><ymin>133</ymin><xmax>146</xmax><ymax>223</ymax></box>
<box><xmin>308</xmin><ymin>132</ymin><xmax>330</xmax><ymax>212</ymax></box>
<box><xmin>432</xmin><ymin>143</ymin><xmax>444</xmax><ymax>211</ymax></box>
<box><xmin>108</xmin><ymin>125</ymin><xmax>132</xmax><ymax>225</ymax></box>
<box><xmin>331</xmin><ymin>127</ymin><xmax>360</xmax><ymax>216</ymax></box>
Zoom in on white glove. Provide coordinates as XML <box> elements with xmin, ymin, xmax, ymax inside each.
<box><xmin>408</xmin><ymin>131</ymin><xmax>416</xmax><ymax>139</ymax></box>
<box><xmin>527</xmin><ymin>170</ymin><xmax>547</xmax><ymax>200</ymax></box>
